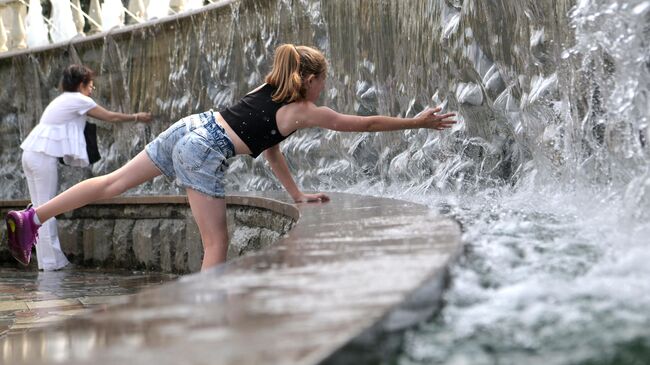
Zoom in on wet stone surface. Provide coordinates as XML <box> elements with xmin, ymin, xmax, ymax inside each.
<box><xmin>0</xmin><ymin>267</ymin><xmax>176</xmax><ymax>338</ymax></box>
<box><xmin>0</xmin><ymin>193</ymin><xmax>461</xmax><ymax>365</ymax></box>
<box><xmin>0</xmin><ymin>196</ymin><xmax>296</xmax><ymax>274</ymax></box>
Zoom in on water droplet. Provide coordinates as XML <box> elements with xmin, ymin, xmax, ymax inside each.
<box><xmin>633</xmin><ymin>2</ymin><xmax>650</xmax><ymax>14</ymax></box>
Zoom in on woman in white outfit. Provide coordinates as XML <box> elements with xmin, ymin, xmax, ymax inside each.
<box><xmin>19</xmin><ymin>64</ymin><xmax>152</xmax><ymax>270</ymax></box>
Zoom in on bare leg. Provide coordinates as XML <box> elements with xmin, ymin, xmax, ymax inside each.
<box><xmin>186</xmin><ymin>188</ymin><xmax>229</xmax><ymax>271</ymax></box>
<box><xmin>35</xmin><ymin>151</ymin><xmax>162</xmax><ymax>222</ymax></box>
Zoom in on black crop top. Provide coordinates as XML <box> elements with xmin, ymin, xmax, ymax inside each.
<box><xmin>219</xmin><ymin>84</ymin><xmax>294</xmax><ymax>158</ymax></box>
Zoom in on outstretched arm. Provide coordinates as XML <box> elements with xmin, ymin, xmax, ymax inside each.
<box><xmin>263</xmin><ymin>145</ymin><xmax>329</xmax><ymax>203</ymax></box>
<box><xmin>299</xmin><ymin>104</ymin><xmax>456</xmax><ymax>132</ymax></box>
<box><xmin>87</xmin><ymin>105</ymin><xmax>153</xmax><ymax>123</ymax></box>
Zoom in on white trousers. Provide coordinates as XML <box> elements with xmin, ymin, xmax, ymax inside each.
<box><xmin>21</xmin><ymin>150</ymin><xmax>70</xmax><ymax>271</ymax></box>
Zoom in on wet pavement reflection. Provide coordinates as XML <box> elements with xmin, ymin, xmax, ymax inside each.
<box><xmin>0</xmin><ymin>267</ymin><xmax>176</xmax><ymax>337</ymax></box>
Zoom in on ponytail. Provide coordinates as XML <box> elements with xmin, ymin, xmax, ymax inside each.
<box><xmin>265</xmin><ymin>44</ymin><xmax>303</xmax><ymax>103</ymax></box>
<box><xmin>265</xmin><ymin>44</ymin><xmax>327</xmax><ymax>103</ymax></box>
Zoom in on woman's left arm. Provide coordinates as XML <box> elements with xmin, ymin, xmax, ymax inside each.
<box><xmin>87</xmin><ymin>105</ymin><xmax>152</xmax><ymax>123</ymax></box>
<box><xmin>263</xmin><ymin>145</ymin><xmax>329</xmax><ymax>203</ymax></box>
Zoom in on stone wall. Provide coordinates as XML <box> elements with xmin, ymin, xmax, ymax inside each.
<box><xmin>0</xmin><ymin>198</ymin><xmax>295</xmax><ymax>273</ymax></box>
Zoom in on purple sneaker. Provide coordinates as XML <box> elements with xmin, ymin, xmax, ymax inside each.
<box><xmin>5</xmin><ymin>204</ymin><xmax>40</xmax><ymax>266</ymax></box>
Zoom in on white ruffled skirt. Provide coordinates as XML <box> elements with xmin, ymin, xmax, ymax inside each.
<box><xmin>20</xmin><ymin>122</ymin><xmax>89</xmax><ymax>167</ymax></box>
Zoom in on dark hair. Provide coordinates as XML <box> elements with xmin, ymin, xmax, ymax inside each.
<box><xmin>61</xmin><ymin>64</ymin><xmax>95</xmax><ymax>92</ymax></box>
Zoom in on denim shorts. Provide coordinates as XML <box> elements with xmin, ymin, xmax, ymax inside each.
<box><xmin>145</xmin><ymin>110</ymin><xmax>235</xmax><ymax>198</ymax></box>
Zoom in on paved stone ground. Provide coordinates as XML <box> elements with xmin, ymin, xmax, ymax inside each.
<box><xmin>0</xmin><ymin>267</ymin><xmax>176</xmax><ymax>337</ymax></box>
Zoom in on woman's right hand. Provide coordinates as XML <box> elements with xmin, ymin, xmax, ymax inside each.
<box><xmin>293</xmin><ymin>192</ymin><xmax>330</xmax><ymax>203</ymax></box>
<box><xmin>416</xmin><ymin>106</ymin><xmax>457</xmax><ymax>130</ymax></box>
<box><xmin>134</xmin><ymin>112</ymin><xmax>153</xmax><ymax>123</ymax></box>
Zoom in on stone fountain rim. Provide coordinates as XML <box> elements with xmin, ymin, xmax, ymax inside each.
<box><xmin>0</xmin><ymin>193</ymin><xmax>300</xmax><ymax>221</ymax></box>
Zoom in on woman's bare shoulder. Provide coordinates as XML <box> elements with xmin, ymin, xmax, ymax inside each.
<box><xmin>278</xmin><ymin>101</ymin><xmax>328</xmax><ymax>130</ymax></box>
<box><xmin>279</xmin><ymin>100</ymin><xmax>315</xmax><ymax>116</ymax></box>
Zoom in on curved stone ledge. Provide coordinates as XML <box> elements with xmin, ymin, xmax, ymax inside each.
<box><xmin>0</xmin><ymin>195</ymin><xmax>298</xmax><ymax>273</ymax></box>
<box><xmin>1</xmin><ymin>192</ymin><xmax>462</xmax><ymax>365</ymax></box>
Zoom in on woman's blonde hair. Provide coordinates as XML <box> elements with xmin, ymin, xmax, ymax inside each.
<box><xmin>265</xmin><ymin>44</ymin><xmax>327</xmax><ymax>103</ymax></box>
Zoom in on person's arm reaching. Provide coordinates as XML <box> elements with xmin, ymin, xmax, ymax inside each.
<box><xmin>87</xmin><ymin>105</ymin><xmax>152</xmax><ymax>123</ymax></box>
<box><xmin>263</xmin><ymin>144</ymin><xmax>329</xmax><ymax>203</ymax></box>
<box><xmin>300</xmin><ymin>104</ymin><xmax>456</xmax><ymax>132</ymax></box>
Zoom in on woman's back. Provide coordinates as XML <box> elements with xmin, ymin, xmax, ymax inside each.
<box><xmin>220</xmin><ymin>83</ymin><xmax>293</xmax><ymax>158</ymax></box>
<box><xmin>39</xmin><ymin>92</ymin><xmax>96</xmax><ymax>126</ymax></box>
